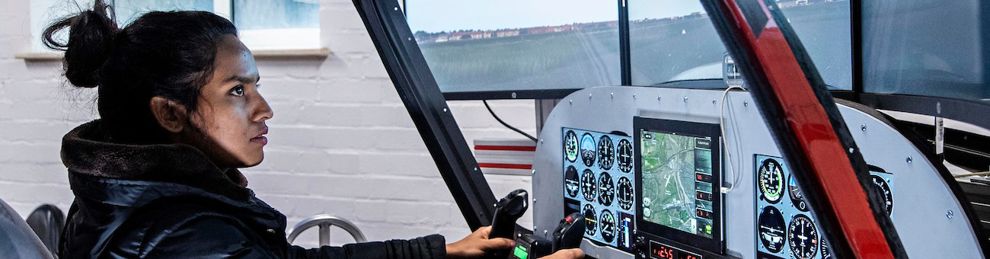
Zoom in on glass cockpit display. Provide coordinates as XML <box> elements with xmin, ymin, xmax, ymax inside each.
<box><xmin>562</xmin><ymin>128</ymin><xmax>636</xmax><ymax>250</ymax></box>
<box><xmin>634</xmin><ymin>117</ymin><xmax>724</xmax><ymax>254</ymax></box>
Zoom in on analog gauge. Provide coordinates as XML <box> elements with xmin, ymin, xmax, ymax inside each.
<box><xmin>788</xmin><ymin>214</ymin><xmax>820</xmax><ymax>259</ymax></box>
<box><xmin>597</xmin><ymin>135</ymin><xmax>615</xmax><ymax>170</ymax></box>
<box><xmin>617</xmin><ymin>139</ymin><xmax>633</xmax><ymax>173</ymax></box>
<box><xmin>871</xmin><ymin>175</ymin><xmax>893</xmax><ymax>216</ymax></box>
<box><xmin>599</xmin><ymin>209</ymin><xmax>616</xmax><ymax>243</ymax></box>
<box><xmin>788</xmin><ymin>174</ymin><xmax>809</xmax><ymax>212</ymax></box>
<box><xmin>580</xmin><ymin>133</ymin><xmax>597</xmax><ymax>167</ymax></box>
<box><xmin>581</xmin><ymin>169</ymin><xmax>597</xmax><ymax>202</ymax></box>
<box><xmin>564</xmin><ymin>166</ymin><xmax>579</xmax><ymax>198</ymax></box>
<box><xmin>757</xmin><ymin>206</ymin><xmax>786</xmax><ymax>253</ymax></box>
<box><xmin>758</xmin><ymin>158</ymin><xmax>785</xmax><ymax>204</ymax></box>
<box><xmin>598</xmin><ymin>172</ymin><xmax>615</xmax><ymax>206</ymax></box>
<box><xmin>564</xmin><ymin>130</ymin><xmax>579</xmax><ymax>162</ymax></box>
<box><xmin>617</xmin><ymin>176</ymin><xmax>634</xmax><ymax>210</ymax></box>
<box><xmin>583</xmin><ymin>204</ymin><xmax>597</xmax><ymax>236</ymax></box>
<box><xmin>821</xmin><ymin>238</ymin><xmax>833</xmax><ymax>259</ymax></box>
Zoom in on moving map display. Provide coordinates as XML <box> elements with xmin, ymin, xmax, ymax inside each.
<box><xmin>640</xmin><ymin>129</ymin><xmax>715</xmax><ymax>238</ymax></box>
<box><xmin>634</xmin><ymin>117</ymin><xmax>724</xmax><ymax>253</ymax></box>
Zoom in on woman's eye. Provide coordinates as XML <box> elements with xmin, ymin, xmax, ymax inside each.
<box><xmin>230</xmin><ymin>85</ymin><xmax>245</xmax><ymax>96</ymax></box>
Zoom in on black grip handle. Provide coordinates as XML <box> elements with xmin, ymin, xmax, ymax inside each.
<box><xmin>552</xmin><ymin>212</ymin><xmax>586</xmax><ymax>251</ymax></box>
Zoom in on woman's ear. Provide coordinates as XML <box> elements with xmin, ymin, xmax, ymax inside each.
<box><xmin>150</xmin><ymin>96</ymin><xmax>189</xmax><ymax>133</ymax></box>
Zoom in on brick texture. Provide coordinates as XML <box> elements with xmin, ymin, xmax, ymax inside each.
<box><xmin>0</xmin><ymin>0</ymin><xmax>537</xmax><ymax>248</ymax></box>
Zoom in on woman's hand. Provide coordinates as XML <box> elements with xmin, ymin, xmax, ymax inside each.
<box><xmin>445</xmin><ymin>226</ymin><xmax>515</xmax><ymax>258</ymax></box>
<box><xmin>539</xmin><ymin>248</ymin><xmax>585</xmax><ymax>259</ymax></box>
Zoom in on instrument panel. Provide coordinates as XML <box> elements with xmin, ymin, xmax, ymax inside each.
<box><xmin>531</xmin><ymin>86</ymin><xmax>983</xmax><ymax>259</ymax></box>
<box><xmin>754</xmin><ymin>155</ymin><xmax>829</xmax><ymax>259</ymax></box>
<box><xmin>562</xmin><ymin>128</ymin><xmax>636</xmax><ymax>250</ymax></box>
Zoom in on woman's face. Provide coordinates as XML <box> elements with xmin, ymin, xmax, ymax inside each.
<box><xmin>187</xmin><ymin>35</ymin><xmax>273</xmax><ymax>168</ymax></box>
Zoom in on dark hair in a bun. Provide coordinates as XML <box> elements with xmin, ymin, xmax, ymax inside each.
<box><xmin>42</xmin><ymin>0</ymin><xmax>238</xmax><ymax>144</ymax></box>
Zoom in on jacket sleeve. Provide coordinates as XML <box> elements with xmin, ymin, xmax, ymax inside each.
<box><xmin>286</xmin><ymin>234</ymin><xmax>447</xmax><ymax>259</ymax></box>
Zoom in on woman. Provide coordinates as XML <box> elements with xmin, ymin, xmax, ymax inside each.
<box><xmin>45</xmin><ymin>1</ymin><xmax>583</xmax><ymax>258</ymax></box>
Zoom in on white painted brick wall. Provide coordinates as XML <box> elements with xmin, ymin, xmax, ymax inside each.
<box><xmin>0</xmin><ymin>0</ymin><xmax>538</xmax><ymax>248</ymax></box>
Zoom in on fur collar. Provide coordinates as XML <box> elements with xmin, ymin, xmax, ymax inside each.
<box><xmin>61</xmin><ymin>120</ymin><xmax>250</xmax><ymax>200</ymax></box>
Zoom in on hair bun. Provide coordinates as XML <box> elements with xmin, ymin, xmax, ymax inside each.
<box><xmin>42</xmin><ymin>0</ymin><xmax>119</xmax><ymax>88</ymax></box>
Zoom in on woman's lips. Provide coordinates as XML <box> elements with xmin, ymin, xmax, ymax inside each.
<box><xmin>250</xmin><ymin>136</ymin><xmax>268</xmax><ymax>145</ymax></box>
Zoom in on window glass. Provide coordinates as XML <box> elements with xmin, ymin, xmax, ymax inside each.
<box><xmin>779</xmin><ymin>0</ymin><xmax>851</xmax><ymax>90</ymax></box>
<box><xmin>407</xmin><ymin>0</ymin><xmax>621</xmax><ymax>94</ymax></box>
<box><xmin>30</xmin><ymin>0</ymin><xmax>320</xmax><ymax>52</ymax></box>
<box><xmin>233</xmin><ymin>0</ymin><xmax>319</xmax><ymax>30</ymax></box>
<box><xmin>114</xmin><ymin>0</ymin><xmax>213</xmax><ymax>24</ymax></box>
<box><xmin>233</xmin><ymin>0</ymin><xmax>320</xmax><ymax>49</ymax></box>
<box><xmin>628</xmin><ymin>0</ymin><xmax>726</xmax><ymax>86</ymax></box>
<box><xmin>863</xmin><ymin>0</ymin><xmax>989</xmax><ymax>101</ymax></box>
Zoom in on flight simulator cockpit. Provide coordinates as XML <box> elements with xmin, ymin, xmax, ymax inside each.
<box><xmin>353</xmin><ymin>0</ymin><xmax>990</xmax><ymax>258</ymax></box>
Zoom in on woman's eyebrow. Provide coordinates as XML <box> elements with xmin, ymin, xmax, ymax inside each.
<box><xmin>224</xmin><ymin>74</ymin><xmax>260</xmax><ymax>83</ymax></box>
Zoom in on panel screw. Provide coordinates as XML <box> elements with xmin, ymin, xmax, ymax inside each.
<box><xmin>633</xmin><ymin>94</ymin><xmax>637</xmax><ymax>100</ymax></box>
<box><xmin>906</xmin><ymin>157</ymin><xmax>913</xmax><ymax>164</ymax></box>
<box><xmin>442</xmin><ymin>107</ymin><xmax>448</xmax><ymax>113</ymax></box>
<box><xmin>848</xmin><ymin>147</ymin><xmax>855</xmax><ymax>154</ymax></box>
<box><xmin>589</xmin><ymin>93</ymin><xmax>593</xmax><ymax>100</ymax></box>
<box><xmin>569</xmin><ymin>99</ymin><xmax>573</xmax><ymax>105</ymax></box>
<box><xmin>946</xmin><ymin>210</ymin><xmax>954</xmax><ymax>220</ymax></box>
<box><xmin>657</xmin><ymin>96</ymin><xmax>662</xmax><ymax>102</ymax></box>
<box><xmin>393</xmin><ymin>7</ymin><xmax>399</xmax><ymax>11</ymax></box>
<box><xmin>861</xmin><ymin>125</ymin><xmax>867</xmax><ymax>132</ymax></box>
<box><xmin>511</xmin><ymin>92</ymin><xmax>518</xmax><ymax>99</ymax></box>
<box><xmin>610</xmin><ymin>92</ymin><xmax>614</xmax><ymax>99</ymax></box>
<box><xmin>743</xmin><ymin>101</ymin><xmax>749</xmax><ymax>107</ymax></box>
<box><xmin>712</xmin><ymin>99</ymin><xmax>717</xmax><ymax>104</ymax></box>
<box><xmin>683</xmin><ymin>96</ymin><xmax>689</xmax><ymax>103</ymax></box>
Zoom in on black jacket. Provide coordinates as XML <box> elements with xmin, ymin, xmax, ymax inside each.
<box><xmin>59</xmin><ymin>120</ymin><xmax>447</xmax><ymax>258</ymax></box>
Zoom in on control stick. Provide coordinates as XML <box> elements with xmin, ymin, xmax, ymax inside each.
<box><xmin>551</xmin><ymin>212</ymin><xmax>585</xmax><ymax>251</ymax></box>
<box><xmin>489</xmin><ymin>189</ymin><xmax>529</xmax><ymax>258</ymax></box>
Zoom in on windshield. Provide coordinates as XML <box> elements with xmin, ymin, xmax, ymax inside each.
<box><xmin>406</xmin><ymin>0</ymin><xmax>852</xmax><ymax>95</ymax></box>
<box><xmin>407</xmin><ymin>0</ymin><xmax>621</xmax><ymax>94</ymax></box>
<box><xmin>863</xmin><ymin>0</ymin><xmax>990</xmax><ymax>102</ymax></box>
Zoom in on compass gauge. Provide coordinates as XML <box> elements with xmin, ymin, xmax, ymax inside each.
<box><xmin>788</xmin><ymin>175</ymin><xmax>809</xmax><ymax>211</ymax></box>
<box><xmin>583</xmin><ymin>204</ymin><xmax>597</xmax><ymax>236</ymax></box>
<box><xmin>788</xmin><ymin>214</ymin><xmax>820</xmax><ymax>259</ymax></box>
<box><xmin>871</xmin><ymin>175</ymin><xmax>894</xmax><ymax>216</ymax></box>
<box><xmin>597</xmin><ymin>136</ymin><xmax>615</xmax><ymax>170</ymax></box>
<box><xmin>598</xmin><ymin>172</ymin><xmax>615</xmax><ymax>206</ymax></box>
<box><xmin>617</xmin><ymin>176</ymin><xmax>634</xmax><ymax>210</ymax></box>
<box><xmin>617</xmin><ymin>139</ymin><xmax>633</xmax><ymax>173</ymax></box>
<box><xmin>581</xmin><ymin>169</ymin><xmax>597</xmax><ymax>202</ymax></box>
<box><xmin>758</xmin><ymin>159</ymin><xmax>785</xmax><ymax>203</ymax></box>
<box><xmin>564</xmin><ymin>130</ymin><xmax>579</xmax><ymax>162</ymax></box>
<box><xmin>758</xmin><ymin>206</ymin><xmax>786</xmax><ymax>253</ymax></box>
<box><xmin>580</xmin><ymin>133</ymin><xmax>597</xmax><ymax>167</ymax></box>
<box><xmin>599</xmin><ymin>209</ymin><xmax>616</xmax><ymax>243</ymax></box>
<box><xmin>564</xmin><ymin>166</ymin><xmax>579</xmax><ymax>198</ymax></box>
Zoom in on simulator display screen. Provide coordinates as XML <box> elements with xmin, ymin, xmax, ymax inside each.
<box><xmin>639</xmin><ymin>129</ymin><xmax>716</xmax><ymax>239</ymax></box>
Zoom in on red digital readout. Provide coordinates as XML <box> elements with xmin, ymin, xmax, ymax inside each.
<box><xmin>649</xmin><ymin>242</ymin><xmax>703</xmax><ymax>259</ymax></box>
<box><xmin>651</xmin><ymin>244</ymin><xmax>676</xmax><ymax>259</ymax></box>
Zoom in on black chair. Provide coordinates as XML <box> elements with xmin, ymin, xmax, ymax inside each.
<box><xmin>26</xmin><ymin>204</ymin><xmax>64</xmax><ymax>257</ymax></box>
<box><xmin>0</xmin><ymin>198</ymin><xmax>55</xmax><ymax>259</ymax></box>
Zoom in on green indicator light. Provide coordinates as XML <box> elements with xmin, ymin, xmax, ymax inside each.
<box><xmin>513</xmin><ymin>245</ymin><xmax>529</xmax><ymax>259</ymax></box>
